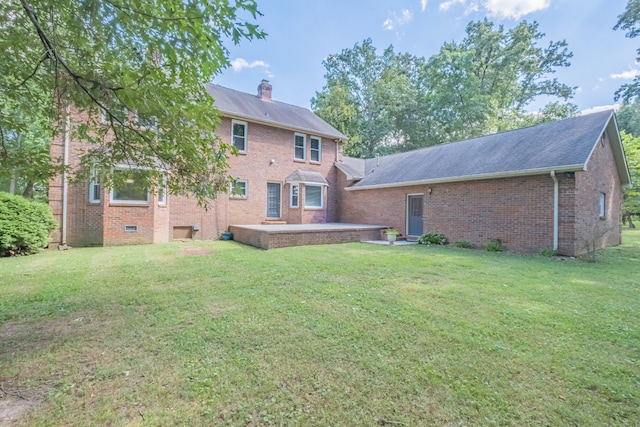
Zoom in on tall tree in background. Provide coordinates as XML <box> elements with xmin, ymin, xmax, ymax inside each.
<box><xmin>620</xmin><ymin>131</ymin><xmax>640</xmax><ymax>228</ymax></box>
<box><xmin>314</xmin><ymin>20</ymin><xmax>576</xmax><ymax>158</ymax></box>
<box><xmin>312</xmin><ymin>39</ymin><xmax>426</xmax><ymax>157</ymax></box>
<box><xmin>0</xmin><ymin>0</ymin><xmax>264</xmax><ymax>204</ymax></box>
<box><xmin>423</xmin><ymin>19</ymin><xmax>576</xmax><ymax>144</ymax></box>
<box><xmin>615</xmin><ymin>0</ymin><xmax>640</xmax><ymax>102</ymax></box>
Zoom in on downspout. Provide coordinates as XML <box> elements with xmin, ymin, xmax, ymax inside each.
<box><xmin>61</xmin><ymin>105</ymin><xmax>70</xmax><ymax>246</ymax></box>
<box><xmin>550</xmin><ymin>171</ymin><xmax>558</xmax><ymax>251</ymax></box>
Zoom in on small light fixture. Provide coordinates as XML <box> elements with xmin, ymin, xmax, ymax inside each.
<box><xmin>269</xmin><ymin>159</ymin><xmax>275</xmax><ymax>165</ymax></box>
<box><xmin>428</xmin><ymin>187</ymin><xmax>432</xmax><ymax>194</ymax></box>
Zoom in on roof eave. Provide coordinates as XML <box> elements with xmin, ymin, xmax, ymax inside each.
<box><xmin>344</xmin><ymin>165</ymin><xmax>586</xmax><ymax>191</ymax></box>
<box><xmin>219</xmin><ymin>110</ymin><xmax>347</xmax><ymax>141</ymax></box>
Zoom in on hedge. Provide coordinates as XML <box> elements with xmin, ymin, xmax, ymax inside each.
<box><xmin>0</xmin><ymin>192</ymin><xmax>57</xmax><ymax>256</ymax></box>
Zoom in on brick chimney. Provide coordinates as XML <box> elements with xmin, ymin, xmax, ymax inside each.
<box><xmin>257</xmin><ymin>79</ymin><xmax>272</xmax><ymax>101</ymax></box>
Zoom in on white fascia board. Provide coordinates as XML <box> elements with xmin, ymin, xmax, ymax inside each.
<box><xmin>344</xmin><ymin>164</ymin><xmax>585</xmax><ymax>191</ymax></box>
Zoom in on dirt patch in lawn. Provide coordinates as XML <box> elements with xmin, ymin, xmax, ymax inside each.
<box><xmin>179</xmin><ymin>247</ymin><xmax>213</xmax><ymax>256</ymax></box>
<box><xmin>0</xmin><ymin>384</ymin><xmax>47</xmax><ymax>426</ymax></box>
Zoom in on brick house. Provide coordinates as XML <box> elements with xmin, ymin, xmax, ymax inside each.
<box><xmin>335</xmin><ymin>110</ymin><xmax>631</xmax><ymax>255</ymax></box>
<box><xmin>49</xmin><ymin>82</ymin><xmax>631</xmax><ymax>256</ymax></box>
<box><xmin>49</xmin><ymin>80</ymin><xmax>346</xmax><ymax>247</ymax></box>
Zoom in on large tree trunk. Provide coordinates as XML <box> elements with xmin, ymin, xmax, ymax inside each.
<box><xmin>626</xmin><ymin>212</ymin><xmax>636</xmax><ymax>229</ymax></box>
<box><xmin>22</xmin><ymin>181</ymin><xmax>34</xmax><ymax>199</ymax></box>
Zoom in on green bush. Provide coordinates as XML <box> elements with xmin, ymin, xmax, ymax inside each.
<box><xmin>454</xmin><ymin>240</ymin><xmax>475</xmax><ymax>249</ymax></box>
<box><xmin>538</xmin><ymin>248</ymin><xmax>558</xmax><ymax>257</ymax></box>
<box><xmin>418</xmin><ymin>232</ymin><xmax>448</xmax><ymax>245</ymax></box>
<box><xmin>0</xmin><ymin>192</ymin><xmax>57</xmax><ymax>256</ymax></box>
<box><xmin>485</xmin><ymin>239</ymin><xmax>505</xmax><ymax>252</ymax></box>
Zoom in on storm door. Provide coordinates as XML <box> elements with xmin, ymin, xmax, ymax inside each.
<box><xmin>266</xmin><ymin>183</ymin><xmax>281</xmax><ymax>218</ymax></box>
<box><xmin>407</xmin><ymin>195</ymin><xmax>424</xmax><ymax>236</ymax></box>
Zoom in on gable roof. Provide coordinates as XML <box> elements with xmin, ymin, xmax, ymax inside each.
<box><xmin>342</xmin><ymin>110</ymin><xmax>631</xmax><ymax>190</ymax></box>
<box><xmin>205</xmin><ymin>83</ymin><xmax>346</xmax><ymax>140</ymax></box>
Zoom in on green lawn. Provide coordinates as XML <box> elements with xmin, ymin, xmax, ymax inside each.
<box><xmin>1</xmin><ymin>231</ymin><xmax>639</xmax><ymax>426</ymax></box>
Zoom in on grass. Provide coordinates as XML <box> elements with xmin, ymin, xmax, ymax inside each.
<box><xmin>1</xmin><ymin>231</ymin><xmax>639</xmax><ymax>426</ymax></box>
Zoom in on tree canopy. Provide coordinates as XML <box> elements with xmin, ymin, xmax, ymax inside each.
<box><xmin>615</xmin><ymin>0</ymin><xmax>640</xmax><ymax>102</ymax></box>
<box><xmin>1</xmin><ymin>0</ymin><xmax>265</xmax><ymax>204</ymax></box>
<box><xmin>313</xmin><ymin>20</ymin><xmax>577</xmax><ymax>158</ymax></box>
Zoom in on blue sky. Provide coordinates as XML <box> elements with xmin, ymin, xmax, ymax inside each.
<box><xmin>213</xmin><ymin>0</ymin><xmax>638</xmax><ymax>114</ymax></box>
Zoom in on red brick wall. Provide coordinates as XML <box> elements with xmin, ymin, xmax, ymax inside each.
<box><xmin>50</xmin><ymin>108</ymin><xmax>340</xmax><ymax>246</ymax></box>
<box><xmin>337</xmin><ymin>174</ymin><xmax>580</xmax><ymax>254</ymax></box>
<box><xmin>571</xmin><ymin>131</ymin><xmax>623</xmax><ymax>255</ymax></box>
<box><xmin>215</xmin><ymin>117</ymin><xmax>338</xmax><ymax>227</ymax></box>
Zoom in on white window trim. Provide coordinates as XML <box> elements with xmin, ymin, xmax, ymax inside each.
<box><xmin>109</xmin><ymin>167</ymin><xmax>150</xmax><ymax>205</ymax></box>
<box><xmin>599</xmin><ymin>192</ymin><xmax>606</xmax><ymax>218</ymax></box>
<box><xmin>135</xmin><ymin>112</ymin><xmax>158</xmax><ymax>130</ymax></box>
<box><xmin>89</xmin><ymin>168</ymin><xmax>101</xmax><ymax>204</ymax></box>
<box><xmin>294</xmin><ymin>133</ymin><xmax>306</xmax><ymax>161</ymax></box>
<box><xmin>102</xmin><ymin>106</ymin><xmax>129</xmax><ymax>125</ymax></box>
<box><xmin>230</xmin><ymin>179</ymin><xmax>248</xmax><ymax>198</ymax></box>
<box><xmin>232</xmin><ymin>120</ymin><xmax>248</xmax><ymax>153</ymax></box>
<box><xmin>290</xmin><ymin>184</ymin><xmax>299</xmax><ymax>208</ymax></box>
<box><xmin>310</xmin><ymin>136</ymin><xmax>322</xmax><ymax>163</ymax></box>
<box><xmin>158</xmin><ymin>175</ymin><xmax>167</xmax><ymax>205</ymax></box>
<box><xmin>304</xmin><ymin>184</ymin><xmax>324</xmax><ymax>209</ymax></box>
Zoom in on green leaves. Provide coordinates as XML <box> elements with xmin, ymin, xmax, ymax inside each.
<box><xmin>615</xmin><ymin>1</ymin><xmax>640</xmax><ymax>102</ymax></box>
<box><xmin>313</xmin><ymin>20</ymin><xmax>576</xmax><ymax>158</ymax></box>
<box><xmin>1</xmin><ymin>0</ymin><xmax>265</xmax><ymax>205</ymax></box>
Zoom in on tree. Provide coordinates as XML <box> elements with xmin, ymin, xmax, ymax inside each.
<box><xmin>312</xmin><ymin>39</ymin><xmax>427</xmax><ymax>157</ymax></box>
<box><xmin>616</xmin><ymin>100</ymin><xmax>640</xmax><ymax>136</ymax></box>
<box><xmin>621</xmin><ymin>131</ymin><xmax>640</xmax><ymax>228</ymax></box>
<box><xmin>0</xmin><ymin>0</ymin><xmax>265</xmax><ymax>205</ymax></box>
<box><xmin>614</xmin><ymin>0</ymin><xmax>640</xmax><ymax>102</ymax></box>
<box><xmin>421</xmin><ymin>19</ymin><xmax>576</xmax><ymax>144</ymax></box>
<box><xmin>313</xmin><ymin>21</ymin><xmax>576</xmax><ymax>158</ymax></box>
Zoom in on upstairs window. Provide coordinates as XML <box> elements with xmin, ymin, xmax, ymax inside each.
<box><xmin>232</xmin><ymin>120</ymin><xmax>247</xmax><ymax>152</ymax></box>
<box><xmin>294</xmin><ymin>133</ymin><xmax>306</xmax><ymax>160</ymax></box>
<box><xmin>310</xmin><ymin>136</ymin><xmax>321</xmax><ymax>162</ymax></box>
<box><xmin>89</xmin><ymin>168</ymin><xmax>101</xmax><ymax>203</ymax></box>
<box><xmin>137</xmin><ymin>113</ymin><xmax>158</xmax><ymax>130</ymax></box>
<box><xmin>102</xmin><ymin>104</ymin><xmax>128</xmax><ymax>125</ymax></box>
<box><xmin>158</xmin><ymin>175</ymin><xmax>167</xmax><ymax>205</ymax></box>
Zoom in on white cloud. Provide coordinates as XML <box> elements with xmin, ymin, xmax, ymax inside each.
<box><xmin>440</xmin><ymin>0</ymin><xmax>467</xmax><ymax>12</ymax></box>
<box><xmin>610</xmin><ymin>69</ymin><xmax>640</xmax><ymax>80</ymax></box>
<box><xmin>230</xmin><ymin>58</ymin><xmax>270</xmax><ymax>72</ymax></box>
<box><xmin>382</xmin><ymin>9</ymin><xmax>414</xmax><ymax>30</ymax></box>
<box><xmin>439</xmin><ymin>0</ymin><xmax>548</xmax><ymax>19</ymax></box>
<box><xmin>421</xmin><ymin>0</ymin><xmax>428</xmax><ymax>11</ymax></box>
<box><xmin>581</xmin><ymin>104</ymin><xmax>621</xmax><ymax>115</ymax></box>
<box><xmin>484</xmin><ymin>0</ymin><xmax>550</xmax><ymax>19</ymax></box>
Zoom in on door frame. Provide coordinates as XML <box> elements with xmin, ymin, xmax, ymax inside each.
<box><xmin>406</xmin><ymin>193</ymin><xmax>424</xmax><ymax>237</ymax></box>
<box><xmin>266</xmin><ymin>181</ymin><xmax>282</xmax><ymax>219</ymax></box>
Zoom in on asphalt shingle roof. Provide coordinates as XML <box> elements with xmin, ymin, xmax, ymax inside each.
<box><xmin>205</xmin><ymin>83</ymin><xmax>346</xmax><ymax>140</ymax></box>
<box><xmin>345</xmin><ymin>110</ymin><xmax>629</xmax><ymax>189</ymax></box>
<box><xmin>285</xmin><ymin>170</ymin><xmax>329</xmax><ymax>185</ymax></box>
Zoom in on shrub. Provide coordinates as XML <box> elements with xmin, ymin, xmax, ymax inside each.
<box><xmin>454</xmin><ymin>240</ymin><xmax>475</xmax><ymax>249</ymax></box>
<box><xmin>485</xmin><ymin>239</ymin><xmax>505</xmax><ymax>252</ymax></box>
<box><xmin>418</xmin><ymin>232</ymin><xmax>448</xmax><ymax>245</ymax></box>
<box><xmin>0</xmin><ymin>192</ymin><xmax>57</xmax><ymax>256</ymax></box>
<box><xmin>538</xmin><ymin>248</ymin><xmax>558</xmax><ymax>257</ymax></box>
